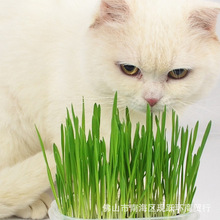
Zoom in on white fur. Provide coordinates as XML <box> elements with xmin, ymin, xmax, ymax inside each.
<box><xmin>0</xmin><ymin>0</ymin><xmax>220</xmax><ymax>218</ymax></box>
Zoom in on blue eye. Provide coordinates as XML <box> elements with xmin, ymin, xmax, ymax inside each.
<box><xmin>168</xmin><ymin>69</ymin><xmax>189</xmax><ymax>79</ymax></box>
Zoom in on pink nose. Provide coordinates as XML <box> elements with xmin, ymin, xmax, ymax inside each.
<box><xmin>146</xmin><ymin>98</ymin><xmax>158</xmax><ymax>107</ymax></box>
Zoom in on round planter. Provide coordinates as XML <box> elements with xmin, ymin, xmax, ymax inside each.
<box><xmin>48</xmin><ymin>201</ymin><xmax>199</xmax><ymax>220</ymax></box>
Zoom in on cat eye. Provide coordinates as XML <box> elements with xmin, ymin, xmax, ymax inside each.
<box><xmin>168</xmin><ymin>69</ymin><xmax>189</xmax><ymax>80</ymax></box>
<box><xmin>120</xmin><ymin>64</ymin><xmax>140</xmax><ymax>76</ymax></box>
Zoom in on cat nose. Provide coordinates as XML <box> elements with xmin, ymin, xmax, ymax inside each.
<box><xmin>146</xmin><ymin>98</ymin><xmax>159</xmax><ymax>107</ymax></box>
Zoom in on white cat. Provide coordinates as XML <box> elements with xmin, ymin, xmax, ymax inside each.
<box><xmin>0</xmin><ymin>0</ymin><xmax>220</xmax><ymax>218</ymax></box>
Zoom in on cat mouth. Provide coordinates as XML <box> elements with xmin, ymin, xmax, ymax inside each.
<box><xmin>129</xmin><ymin>104</ymin><xmax>158</xmax><ymax>113</ymax></box>
<box><xmin>126</xmin><ymin>98</ymin><xmax>165</xmax><ymax>114</ymax></box>
<box><xmin>137</xmin><ymin>104</ymin><xmax>165</xmax><ymax>114</ymax></box>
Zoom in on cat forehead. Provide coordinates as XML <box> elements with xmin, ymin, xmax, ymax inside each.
<box><xmin>128</xmin><ymin>0</ymin><xmax>191</xmax><ymax>36</ymax></box>
<box><xmin>127</xmin><ymin>0</ymin><xmax>191</xmax><ymax>19</ymax></box>
<box><xmin>114</xmin><ymin>0</ymin><xmax>201</xmax><ymax>72</ymax></box>
<box><xmin>116</xmin><ymin>24</ymin><xmax>187</xmax><ymax>73</ymax></box>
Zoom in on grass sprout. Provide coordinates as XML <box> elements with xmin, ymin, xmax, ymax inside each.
<box><xmin>37</xmin><ymin>93</ymin><xmax>211</xmax><ymax>218</ymax></box>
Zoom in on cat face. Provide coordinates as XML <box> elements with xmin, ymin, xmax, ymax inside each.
<box><xmin>85</xmin><ymin>0</ymin><xmax>220</xmax><ymax>113</ymax></box>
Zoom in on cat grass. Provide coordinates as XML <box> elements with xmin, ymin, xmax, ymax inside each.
<box><xmin>37</xmin><ymin>93</ymin><xmax>211</xmax><ymax>218</ymax></box>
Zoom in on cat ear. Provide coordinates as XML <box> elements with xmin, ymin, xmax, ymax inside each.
<box><xmin>91</xmin><ymin>0</ymin><xmax>130</xmax><ymax>28</ymax></box>
<box><xmin>189</xmin><ymin>3</ymin><xmax>220</xmax><ymax>33</ymax></box>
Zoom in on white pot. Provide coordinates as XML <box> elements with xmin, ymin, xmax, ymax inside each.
<box><xmin>49</xmin><ymin>201</ymin><xmax>199</xmax><ymax>220</ymax></box>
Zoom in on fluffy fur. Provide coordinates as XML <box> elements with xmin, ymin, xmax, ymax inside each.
<box><xmin>0</xmin><ymin>0</ymin><xmax>220</xmax><ymax>218</ymax></box>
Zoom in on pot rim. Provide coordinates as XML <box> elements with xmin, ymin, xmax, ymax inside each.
<box><xmin>49</xmin><ymin>200</ymin><xmax>199</xmax><ymax>220</ymax></box>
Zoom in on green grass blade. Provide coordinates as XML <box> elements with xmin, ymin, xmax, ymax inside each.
<box><xmin>35</xmin><ymin>126</ymin><xmax>60</xmax><ymax>209</ymax></box>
